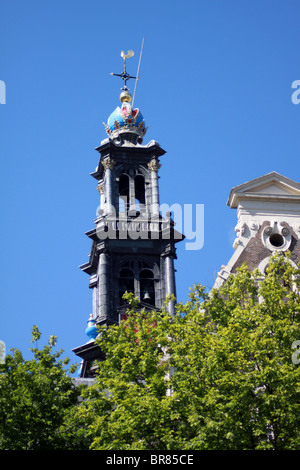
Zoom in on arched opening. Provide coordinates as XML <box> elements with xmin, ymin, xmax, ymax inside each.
<box><xmin>119</xmin><ymin>268</ymin><xmax>134</xmax><ymax>303</ymax></box>
<box><xmin>140</xmin><ymin>269</ymin><xmax>155</xmax><ymax>306</ymax></box>
<box><xmin>135</xmin><ymin>175</ymin><xmax>145</xmax><ymax>212</ymax></box>
<box><xmin>119</xmin><ymin>174</ymin><xmax>129</xmax><ymax>213</ymax></box>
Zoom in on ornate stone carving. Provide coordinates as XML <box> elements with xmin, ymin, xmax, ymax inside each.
<box><xmin>148</xmin><ymin>159</ymin><xmax>161</xmax><ymax>172</ymax></box>
<box><xmin>262</xmin><ymin>221</ymin><xmax>292</xmax><ymax>252</ymax></box>
<box><xmin>97</xmin><ymin>183</ymin><xmax>104</xmax><ymax>194</ymax></box>
<box><xmin>102</xmin><ymin>157</ymin><xmax>116</xmax><ymax>170</ymax></box>
<box><xmin>264</xmin><ymin>226</ymin><xmax>273</xmax><ymax>235</ymax></box>
<box><xmin>234</xmin><ymin>222</ymin><xmax>247</xmax><ymax>237</ymax></box>
<box><xmin>281</xmin><ymin>227</ymin><xmax>290</xmax><ymax>236</ymax></box>
<box><xmin>250</xmin><ymin>221</ymin><xmax>260</xmax><ymax>231</ymax></box>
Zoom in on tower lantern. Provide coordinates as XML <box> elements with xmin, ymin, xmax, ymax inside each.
<box><xmin>73</xmin><ymin>51</ymin><xmax>183</xmax><ymax>378</ymax></box>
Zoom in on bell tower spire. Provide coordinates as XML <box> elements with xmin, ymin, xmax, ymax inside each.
<box><xmin>104</xmin><ymin>50</ymin><xmax>147</xmax><ymax>146</ymax></box>
<box><xmin>73</xmin><ymin>50</ymin><xmax>184</xmax><ymax>378</ymax></box>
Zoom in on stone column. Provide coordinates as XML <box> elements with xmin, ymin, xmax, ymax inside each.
<box><xmin>89</xmin><ymin>274</ymin><xmax>98</xmax><ymax>320</ymax></box>
<box><xmin>148</xmin><ymin>159</ymin><xmax>161</xmax><ymax>218</ymax></box>
<box><xmin>92</xmin><ymin>286</ymin><xmax>98</xmax><ymax>320</ymax></box>
<box><xmin>128</xmin><ymin>169</ymin><xmax>136</xmax><ymax>215</ymax></box>
<box><xmin>97</xmin><ymin>251</ymin><xmax>110</xmax><ymax>320</ymax></box>
<box><xmin>164</xmin><ymin>253</ymin><xmax>176</xmax><ymax>316</ymax></box>
<box><xmin>96</xmin><ymin>181</ymin><xmax>105</xmax><ymax>214</ymax></box>
<box><xmin>102</xmin><ymin>157</ymin><xmax>115</xmax><ymax>215</ymax></box>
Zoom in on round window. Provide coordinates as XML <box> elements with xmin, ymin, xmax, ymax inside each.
<box><xmin>262</xmin><ymin>223</ymin><xmax>292</xmax><ymax>252</ymax></box>
<box><xmin>269</xmin><ymin>233</ymin><xmax>284</xmax><ymax>248</ymax></box>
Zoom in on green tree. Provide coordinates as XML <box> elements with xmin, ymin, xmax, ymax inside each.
<box><xmin>0</xmin><ymin>326</ymin><xmax>89</xmax><ymax>450</ymax></box>
<box><xmin>79</xmin><ymin>252</ymin><xmax>300</xmax><ymax>450</ymax></box>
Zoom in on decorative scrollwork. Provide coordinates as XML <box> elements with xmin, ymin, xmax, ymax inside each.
<box><xmin>281</xmin><ymin>227</ymin><xmax>290</xmax><ymax>236</ymax></box>
<box><xmin>264</xmin><ymin>226</ymin><xmax>273</xmax><ymax>235</ymax></box>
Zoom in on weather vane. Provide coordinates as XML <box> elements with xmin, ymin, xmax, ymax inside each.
<box><xmin>111</xmin><ymin>50</ymin><xmax>136</xmax><ymax>91</ymax></box>
<box><xmin>111</xmin><ymin>39</ymin><xmax>145</xmax><ymax>107</ymax></box>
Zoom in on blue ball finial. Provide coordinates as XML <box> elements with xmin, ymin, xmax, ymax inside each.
<box><xmin>85</xmin><ymin>314</ymin><xmax>98</xmax><ymax>342</ymax></box>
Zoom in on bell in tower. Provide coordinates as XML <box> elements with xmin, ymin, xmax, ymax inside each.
<box><xmin>73</xmin><ymin>50</ymin><xmax>184</xmax><ymax>378</ymax></box>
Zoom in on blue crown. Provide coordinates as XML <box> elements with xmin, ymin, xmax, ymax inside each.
<box><xmin>104</xmin><ymin>91</ymin><xmax>147</xmax><ymax>141</ymax></box>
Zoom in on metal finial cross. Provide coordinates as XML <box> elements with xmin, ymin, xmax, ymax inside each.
<box><xmin>111</xmin><ymin>50</ymin><xmax>136</xmax><ymax>91</ymax></box>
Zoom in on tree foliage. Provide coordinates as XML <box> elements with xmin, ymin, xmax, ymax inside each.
<box><xmin>0</xmin><ymin>326</ymin><xmax>89</xmax><ymax>450</ymax></box>
<box><xmin>79</xmin><ymin>252</ymin><xmax>300</xmax><ymax>450</ymax></box>
<box><xmin>1</xmin><ymin>253</ymin><xmax>299</xmax><ymax>449</ymax></box>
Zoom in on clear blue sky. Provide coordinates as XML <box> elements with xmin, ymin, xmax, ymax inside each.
<box><xmin>1</xmin><ymin>0</ymin><xmax>300</xmax><ymax>364</ymax></box>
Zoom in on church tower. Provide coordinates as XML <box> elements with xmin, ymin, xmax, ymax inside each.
<box><xmin>73</xmin><ymin>52</ymin><xmax>183</xmax><ymax>378</ymax></box>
